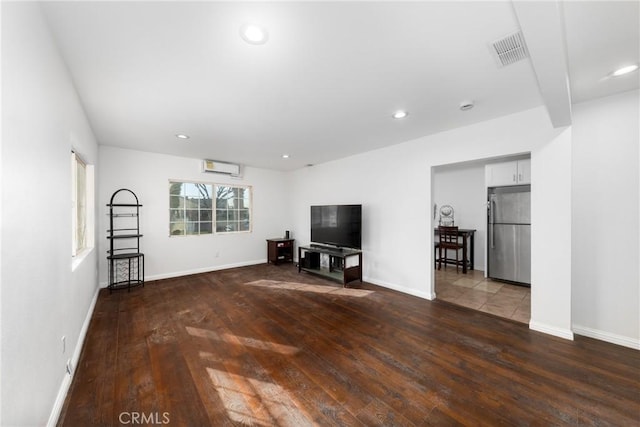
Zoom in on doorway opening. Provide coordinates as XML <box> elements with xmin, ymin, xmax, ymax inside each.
<box><xmin>432</xmin><ymin>155</ymin><xmax>531</xmax><ymax>324</ymax></box>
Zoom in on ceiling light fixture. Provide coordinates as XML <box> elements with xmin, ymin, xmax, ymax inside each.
<box><xmin>392</xmin><ymin>110</ymin><xmax>408</xmax><ymax>119</ymax></box>
<box><xmin>282</xmin><ymin>154</ymin><xmax>290</xmax><ymax>159</ymax></box>
<box><xmin>240</xmin><ymin>23</ymin><xmax>269</xmax><ymax>45</ymax></box>
<box><xmin>176</xmin><ymin>134</ymin><xmax>190</xmax><ymax>140</ymax></box>
<box><xmin>611</xmin><ymin>64</ymin><xmax>638</xmax><ymax>77</ymax></box>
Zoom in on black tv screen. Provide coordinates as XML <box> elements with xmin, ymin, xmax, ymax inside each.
<box><xmin>310</xmin><ymin>205</ymin><xmax>362</xmax><ymax>249</ymax></box>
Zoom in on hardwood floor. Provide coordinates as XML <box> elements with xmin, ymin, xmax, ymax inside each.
<box><xmin>58</xmin><ymin>264</ymin><xmax>640</xmax><ymax>426</ymax></box>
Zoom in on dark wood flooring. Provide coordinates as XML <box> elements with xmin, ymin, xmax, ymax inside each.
<box><xmin>58</xmin><ymin>263</ymin><xmax>640</xmax><ymax>426</ymax></box>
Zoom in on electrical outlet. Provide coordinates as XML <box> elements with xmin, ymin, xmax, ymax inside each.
<box><xmin>61</xmin><ymin>336</ymin><xmax>66</xmax><ymax>354</ymax></box>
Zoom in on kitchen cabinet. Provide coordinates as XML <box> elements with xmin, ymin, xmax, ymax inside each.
<box><xmin>485</xmin><ymin>159</ymin><xmax>530</xmax><ymax>187</ymax></box>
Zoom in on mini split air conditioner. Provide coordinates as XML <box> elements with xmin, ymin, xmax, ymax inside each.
<box><xmin>201</xmin><ymin>160</ymin><xmax>241</xmax><ymax>177</ymax></box>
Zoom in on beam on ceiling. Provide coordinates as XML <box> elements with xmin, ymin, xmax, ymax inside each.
<box><xmin>512</xmin><ymin>0</ymin><xmax>572</xmax><ymax>127</ymax></box>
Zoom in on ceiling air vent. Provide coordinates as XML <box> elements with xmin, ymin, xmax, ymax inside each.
<box><xmin>491</xmin><ymin>31</ymin><xmax>529</xmax><ymax>67</ymax></box>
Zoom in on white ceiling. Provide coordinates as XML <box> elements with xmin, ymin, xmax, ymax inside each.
<box><xmin>563</xmin><ymin>1</ymin><xmax>639</xmax><ymax>104</ymax></box>
<box><xmin>41</xmin><ymin>1</ymin><xmax>639</xmax><ymax>171</ymax></box>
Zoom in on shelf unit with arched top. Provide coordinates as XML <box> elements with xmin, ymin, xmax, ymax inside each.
<box><xmin>107</xmin><ymin>188</ymin><xmax>144</xmax><ymax>292</ymax></box>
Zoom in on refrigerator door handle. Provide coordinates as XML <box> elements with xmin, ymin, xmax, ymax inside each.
<box><xmin>489</xmin><ymin>197</ymin><xmax>496</xmax><ymax>249</ymax></box>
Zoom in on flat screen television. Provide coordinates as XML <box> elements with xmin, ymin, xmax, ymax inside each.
<box><xmin>310</xmin><ymin>204</ymin><xmax>362</xmax><ymax>249</ymax></box>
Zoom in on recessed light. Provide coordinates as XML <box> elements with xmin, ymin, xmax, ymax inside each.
<box><xmin>392</xmin><ymin>110</ymin><xmax>408</xmax><ymax>119</ymax></box>
<box><xmin>240</xmin><ymin>23</ymin><xmax>269</xmax><ymax>45</ymax></box>
<box><xmin>611</xmin><ymin>64</ymin><xmax>638</xmax><ymax>77</ymax></box>
<box><xmin>282</xmin><ymin>154</ymin><xmax>290</xmax><ymax>159</ymax></box>
<box><xmin>459</xmin><ymin>100</ymin><xmax>474</xmax><ymax>111</ymax></box>
<box><xmin>176</xmin><ymin>134</ymin><xmax>190</xmax><ymax>140</ymax></box>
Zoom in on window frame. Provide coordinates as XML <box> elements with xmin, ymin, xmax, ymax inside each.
<box><xmin>71</xmin><ymin>151</ymin><xmax>94</xmax><ymax>267</ymax></box>
<box><xmin>72</xmin><ymin>152</ymin><xmax>87</xmax><ymax>257</ymax></box>
<box><xmin>168</xmin><ymin>179</ymin><xmax>253</xmax><ymax>237</ymax></box>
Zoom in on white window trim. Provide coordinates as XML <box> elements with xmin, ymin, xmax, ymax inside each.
<box><xmin>168</xmin><ymin>179</ymin><xmax>253</xmax><ymax>237</ymax></box>
<box><xmin>71</xmin><ymin>152</ymin><xmax>95</xmax><ymax>269</ymax></box>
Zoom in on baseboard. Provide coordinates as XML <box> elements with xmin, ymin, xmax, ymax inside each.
<box><xmin>47</xmin><ymin>286</ymin><xmax>100</xmax><ymax>427</ymax></box>
<box><xmin>144</xmin><ymin>259</ymin><xmax>267</xmax><ymax>283</ymax></box>
<box><xmin>99</xmin><ymin>259</ymin><xmax>268</xmax><ymax>287</ymax></box>
<box><xmin>47</xmin><ymin>372</ymin><xmax>72</xmax><ymax>427</ymax></box>
<box><xmin>363</xmin><ymin>275</ymin><xmax>435</xmax><ymax>300</ymax></box>
<box><xmin>529</xmin><ymin>320</ymin><xmax>574</xmax><ymax>341</ymax></box>
<box><xmin>573</xmin><ymin>324</ymin><xmax>640</xmax><ymax>350</ymax></box>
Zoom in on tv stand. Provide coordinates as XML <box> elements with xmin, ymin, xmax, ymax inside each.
<box><xmin>298</xmin><ymin>245</ymin><xmax>362</xmax><ymax>287</ymax></box>
<box><xmin>310</xmin><ymin>243</ymin><xmax>343</xmax><ymax>252</ymax></box>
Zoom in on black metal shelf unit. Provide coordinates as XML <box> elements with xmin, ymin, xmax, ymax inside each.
<box><xmin>107</xmin><ymin>189</ymin><xmax>144</xmax><ymax>292</ymax></box>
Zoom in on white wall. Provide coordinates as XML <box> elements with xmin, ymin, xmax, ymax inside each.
<box><xmin>1</xmin><ymin>3</ymin><xmax>100</xmax><ymax>426</ymax></box>
<box><xmin>290</xmin><ymin>106</ymin><xmax>572</xmax><ymax>338</ymax></box>
<box><xmin>571</xmin><ymin>89</ymin><xmax>639</xmax><ymax>349</ymax></box>
<box><xmin>0</xmin><ymin>3</ymin><xmax>4</xmax><ymax>424</ymax></box>
<box><xmin>530</xmin><ymin>128</ymin><xmax>573</xmax><ymax>338</ymax></box>
<box><xmin>433</xmin><ymin>161</ymin><xmax>487</xmax><ymax>272</ymax></box>
<box><xmin>98</xmin><ymin>146</ymin><xmax>291</xmax><ymax>283</ymax></box>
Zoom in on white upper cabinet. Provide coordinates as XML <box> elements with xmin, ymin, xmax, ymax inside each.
<box><xmin>485</xmin><ymin>159</ymin><xmax>531</xmax><ymax>187</ymax></box>
<box><xmin>517</xmin><ymin>158</ymin><xmax>531</xmax><ymax>184</ymax></box>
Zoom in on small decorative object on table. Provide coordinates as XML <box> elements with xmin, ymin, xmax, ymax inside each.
<box><xmin>439</xmin><ymin>205</ymin><xmax>455</xmax><ymax>226</ymax></box>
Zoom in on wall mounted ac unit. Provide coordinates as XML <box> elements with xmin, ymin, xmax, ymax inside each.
<box><xmin>202</xmin><ymin>160</ymin><xmax>241</xmax><ymax>176</ymax></box>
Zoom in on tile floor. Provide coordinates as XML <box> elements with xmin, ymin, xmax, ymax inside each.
<box><xmin>435</xmin><ymin>267</ymin><xmax>531</xmax><ymax>324</ymax></box>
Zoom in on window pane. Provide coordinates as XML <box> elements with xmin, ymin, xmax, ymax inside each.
<box><xmin>184</xmin><ymin>183</ymin><xmax>199</xmax><ymax>197</ymax></box>
<box><xmin>170</xmin><ymin>209</ymin><xmax>184</xmax><ymax>221</ymax></box>
<box><xmin>199</xmin><ymin>210</ymin><xmax>212</xmax><ymax>221</ymax></box>
<box><xmin>200</xmin><ymin>222</ymin><xmax>212</xmax><ymax>234</ymax></box>
<box><xmin>214</xmin><ymin>185</ymin><xmax>251</xmax><ymax>234</ymax></box>
<box><xmin>169</xmin><ymin>182</ymin><xmax>183</xmax><ymax>195</ymax></box>
<box><xmin>186</xmin><ymin>209</ymin><xmax>198</xmax><ymax>221</ymax></box>
<box><xmin>200</xmin><ymin>198</ymin><xmax>212</xmax><ymax>209</ymax></box>
<box><xmin>170</xmin><ymin>195</ymin><xmax>183</xmax><ymax>209</ymax></box>
<box><xmin>72</xmin><ymin>153</ymin><xmax>89</xmax><ymax>256</ymax></box>
<box><xmin>170</xmin><ymin>223</ymin><xmax>185</xmax><ymax>236</ymax></box>
<box><xmin>185</xmin><ymin>197</ymin><xmax>199</xmax><ymax>208</ymax></box>
<box><xmin>199</xmin><ymin>183</ymin><xmax>213</xmax><ymax>199</ymax></box>
<box><xmin>239</xmin><ymin>195</ymin><xmax>250</xmax><ymax>209</ymax></box>
<box><xmin>185</xmin><ymin>222</ymin><xmax>199</xmax><ymax>235</ymax></box>
<box><xmin>216</xmin><ymin>186</ymin><xmax>233</xmax><ymax>204</ymax></box>
<box><xmin>76</xmin><ymin>160</ymin><xmax>87</xmax><ymax>251</ymax></box>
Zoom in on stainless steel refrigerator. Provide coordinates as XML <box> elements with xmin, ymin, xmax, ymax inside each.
<box><xmin>487</xmin><ymin>185</ymin><xmax>531</xmax><ymax>285</ymax></box>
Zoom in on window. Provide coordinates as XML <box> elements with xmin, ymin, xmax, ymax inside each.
<box><xmin>169</xmin><ymin>182</ymin><xmax>213</xmax><ymax>235</ymax></box>
<box><xmin>169</xmin><ymin>181</ymin><xmax>251</xmax><ymax>236</ymax></box>
<box><xmin>215</xmin><ymin>185</ymin><xmax>251</xmax><ymax>233</ymax></box>
<box><xmin>72</xmin><ymin>152</ymin><xmax>92</xmax><ymax>257</ymax></box>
